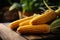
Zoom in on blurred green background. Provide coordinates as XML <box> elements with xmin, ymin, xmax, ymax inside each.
<box><xmin>0</xmin><ymin>0</ymin><xmax>60</xmax><ymax>22</ymax></box>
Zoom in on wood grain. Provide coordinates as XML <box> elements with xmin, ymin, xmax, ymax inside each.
<box><xmin>0</xmin><ymin>24</ymin><xmax>26</xmax><ymax>40</ymax></box>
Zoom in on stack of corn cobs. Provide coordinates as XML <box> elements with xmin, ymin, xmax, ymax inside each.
<box><xmin>9</xmin><ymin>0</ymin><xmax>60</xmax><ymax>34</ymax></box>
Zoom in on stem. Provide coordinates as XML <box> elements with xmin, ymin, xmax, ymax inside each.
<box><xmin>43</xmin><ymin>0</ymin><xmax>52</xmax><ymax>10</ymax></box>
<box><xmin>55</xmin><ymin>7</ymin><xmax>60</xmax><ymax>15</ymax></box>
<box><xmin>43</xmin><ymin>0</ymin><xmax>60</xmax><ymax>15</ymax></box>
<box><xmin>18</xmin><ymin>11</ymin><xmax>27</xmax><ymax>19</ymax></box>
<box><xmin>18</xmin><ymin>11</ymin><xmax>23</xmax><ymax>19</ymax></box>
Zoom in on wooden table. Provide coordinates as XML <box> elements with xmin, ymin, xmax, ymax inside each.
<box><xmin>0</xmin><ymin>23</ymin><xmax>60</xmax><ymax>40</ymax></box>
<box><xmin>0</xmin><ymin>23</ymin><xmax>27</xmax><ymax>40</ymax></box>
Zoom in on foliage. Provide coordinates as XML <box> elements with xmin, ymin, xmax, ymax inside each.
<box><xmin>9</xmin><ymin>0</ymin><xmax>47</xmax><ymax>13</ymax></box>
<box><xmin>9</xmin><ymin>0</ymin><xmax>60</xmax><ymax>13</ymax></box>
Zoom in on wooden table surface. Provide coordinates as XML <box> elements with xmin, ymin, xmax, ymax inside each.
<box><xmin>0</xmin><ymin>23</ymin><xmax>27</xmax><ymax>40</ymax></box>
<box><xmin>0</xmin><ymin>23</ymin><xmax>60</xmax><ymax>40</ymax></box>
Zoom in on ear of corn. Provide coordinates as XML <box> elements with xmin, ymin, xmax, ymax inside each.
<box><xmin>17</xmin><ymin>24</ymin><xmax>50</xmax><ymax>34</ymax></box>
<box><xmin>9</xmin><ymin>17</ymin><xmax>32</xmax><ymax>29</ymax></box>
<box><xmin>9</xmin><ymin>14</ymin><xmax>39</xmax><ymax>29</ymax></box>
<box><xmin>30</xmin><ymin>10</ymin><xmax>57</xmax><ymax>25</ymax></box>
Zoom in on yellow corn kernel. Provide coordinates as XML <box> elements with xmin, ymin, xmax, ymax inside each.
<box><xmin>17</xmin><ymin>24</ymin><xmax>50</xmax><ymax>34</ymax></box>
<box><xmin>30</xmin><ymin>10</ymin><xmax>57</xmax><ymax>25</ymax></box>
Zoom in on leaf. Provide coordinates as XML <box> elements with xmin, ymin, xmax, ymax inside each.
<box><xmin>9</xmin><ymin>3</ymin><xmax>21</xmax><ymax>11</ymax></box>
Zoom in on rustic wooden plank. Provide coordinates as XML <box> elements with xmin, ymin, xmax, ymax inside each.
<box><xmin>0</xmin><ymin>23</ymin><xmax>10</xmax><ymax>26</ymax></box>
<box><xmin>0</xmin><ymin>24</ymin><xmax>27</xmax><ymax>40</ymax></box>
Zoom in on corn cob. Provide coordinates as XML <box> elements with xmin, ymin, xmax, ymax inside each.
<box><xmin>9</xmin><ymin>17</ymin><xmax>32</xmax><ymax>29</ymax></box>
<box><xmin>9</xmin><ymin>14</ymin><xmax>39</xmax><ymax>29</ymax></box>
<box><xmin>30</xmin><ymin>10</ymin><xmax>57</xmax><ymax>25</ymax></box>
<box><xmin>17</xmin><ymin>24</ymin><xmax>50</xmax><ymax>34</ymax></box>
